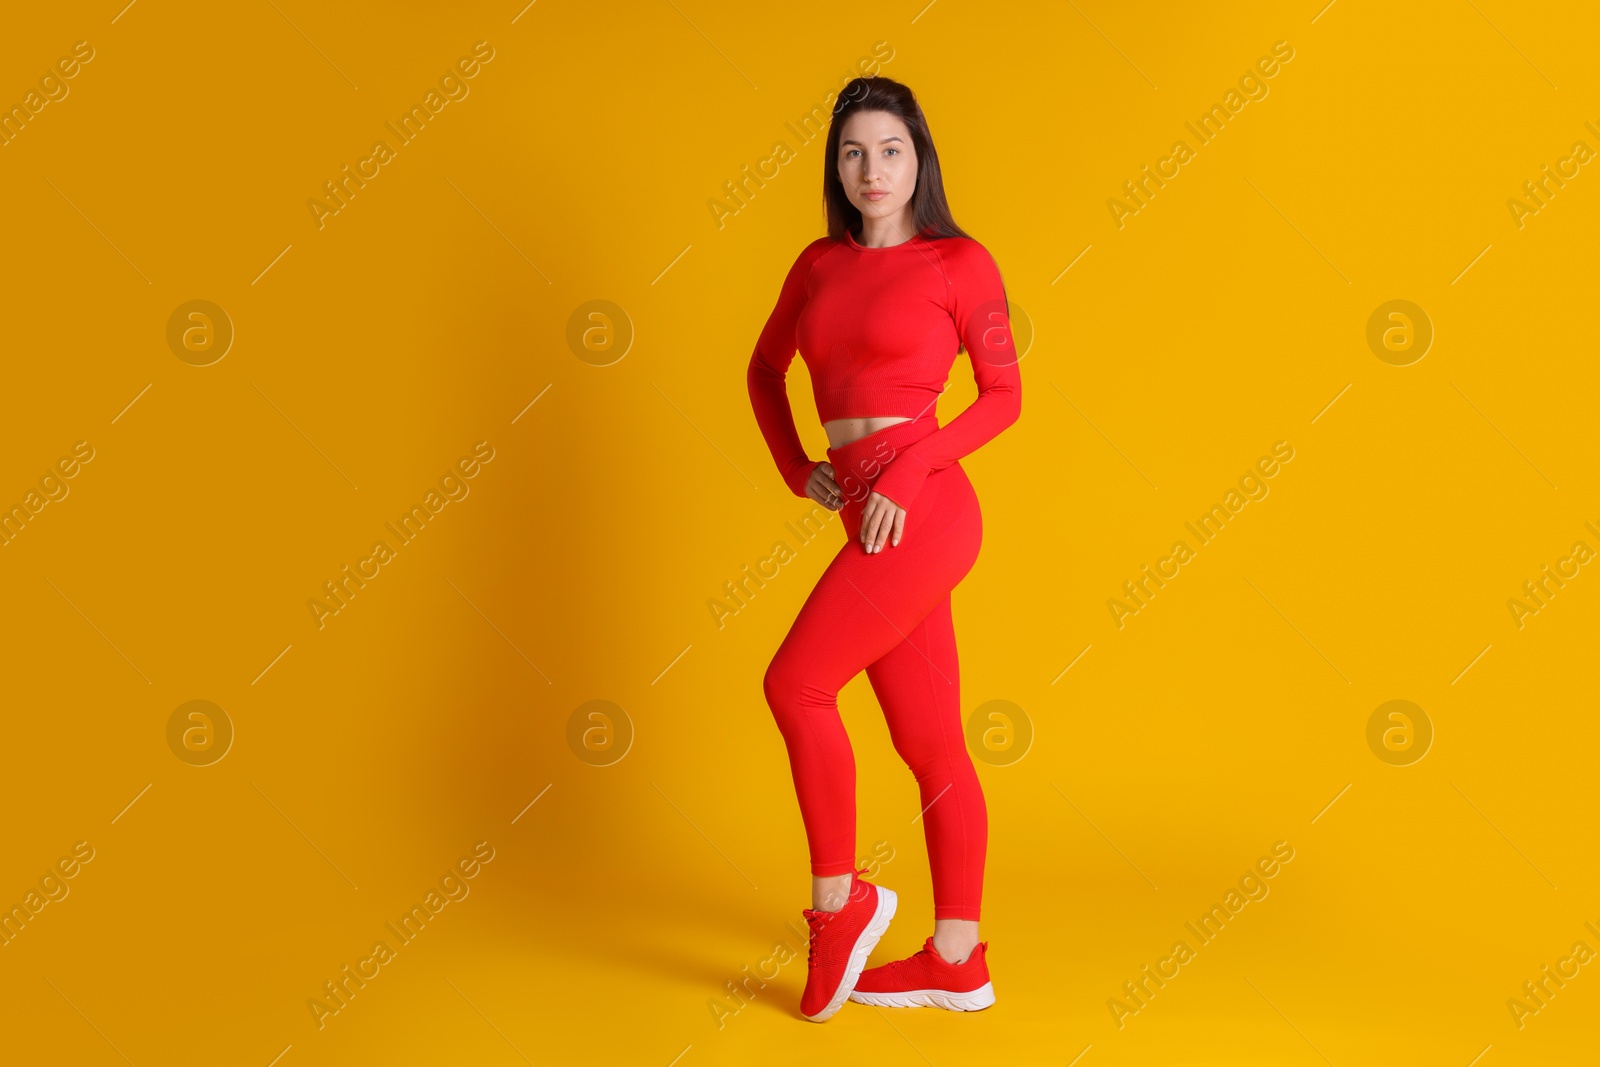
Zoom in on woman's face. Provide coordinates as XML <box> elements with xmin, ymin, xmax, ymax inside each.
<box><xmin>836</xmin><ymin>109</ymin><xmax>918</xmax><ymax>225</ymax></box>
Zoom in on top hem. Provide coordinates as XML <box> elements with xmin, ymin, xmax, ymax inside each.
<box><xmin>814</xmin><ymin>388</ymin><xmax>943</xmax><ymax>424</ymax></box>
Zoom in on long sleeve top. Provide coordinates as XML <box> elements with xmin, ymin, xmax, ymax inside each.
<box><xmin>746</xmin><ymin>228</ymin><xmax>1022</xmax><ymax>509</ymax></box>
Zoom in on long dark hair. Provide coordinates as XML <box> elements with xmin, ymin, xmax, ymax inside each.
<box><xmin>823</xmin><ymin>76</ymin><xmax>971</xmax><ymax>244</ymax></box>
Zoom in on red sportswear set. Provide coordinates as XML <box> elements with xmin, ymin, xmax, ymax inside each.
<box><xmin>747</xmin><ymin>227</ymin><xmax>1022</xmax><ymax>923</ymax></box>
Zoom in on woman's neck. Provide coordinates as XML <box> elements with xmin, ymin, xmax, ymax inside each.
<box><xmin>855</xmin><ymin>210</ymin><xmax>919</xmax><ymax>248</ymax></box>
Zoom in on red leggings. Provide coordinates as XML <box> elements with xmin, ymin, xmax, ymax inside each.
<box><xmin>762</xmin><ymin>416</ymin><xmax>987</xmax><ymax>922</ymax></box>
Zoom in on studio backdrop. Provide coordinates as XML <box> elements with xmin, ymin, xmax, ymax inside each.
<box><xmin>1</xmin><ymin>2</ymin><xmax>1596</xmax><ymax>1065</ymax></box>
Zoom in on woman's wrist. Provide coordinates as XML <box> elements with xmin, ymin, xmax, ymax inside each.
<box><xmin>783</xmin><ymin>457</ymin><xmax>820</xmax><ymax>498</ymax></box>
<box><xmin>871</xmin><ymin>452</ymin><xmax>933</xmax><ymax>511</ymax></box>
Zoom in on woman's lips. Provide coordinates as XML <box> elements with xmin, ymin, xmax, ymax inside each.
<box><xmin>864</xmin><ymin>191</ymin><xmax>888</xmax><ymax>201</ymax></box>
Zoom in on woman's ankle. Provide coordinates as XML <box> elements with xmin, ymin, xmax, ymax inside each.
<box><xmin>932</xmin><ymin>937</ymin><xmax>978</xmax><ymax>964</ymax></box>
<box><xmin>932</xmin><ymin>918</ymin><xmax>980</xmax><ymax>964</ymax></box>
<box><xmin>810</xmin><ymin>872</ymin><xmax>853</xmax><ymax>911</ymax></box>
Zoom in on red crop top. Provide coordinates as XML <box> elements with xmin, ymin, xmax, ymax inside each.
<box><xmin>746</xmin><ymin>229</ymin><xmax>1022</xmax><ymax>509</ymax></box>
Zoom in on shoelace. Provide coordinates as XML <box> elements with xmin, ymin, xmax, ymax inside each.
<box><xmin>805</xmin><ymin>910</ymin><xmax>831</xmax><ymax>965</ymax></box>
<box><xmin>805</xmin><ymin>868</ymin><xmax>871</xmax><ymax>965</ymax></box>
<box><xmin>872</xmin><ymin>949</ymin><xmax>947</xmax><ymax>988</ymax></box>
<box><xmin>882</xmin><ymin>947</ymin><xmax>928</xmax><ymax>977</ymax></box>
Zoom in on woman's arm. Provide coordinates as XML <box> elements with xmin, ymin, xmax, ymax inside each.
<box><xmin>747</xmin><ymin>238</ymin><xmax>831</xmax><ymax>498</ymax></box>
<box><xmin>872</xmin><ymin>238</ymin><xmax>1023</xmax><ymax>510</ymax></box>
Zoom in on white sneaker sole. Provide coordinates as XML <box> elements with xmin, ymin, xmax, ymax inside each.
<box><xmin>849</xmin><ymin>981</ymin><xmax>996</xmax><ymax>1011</ymax></box>
<box><xmin>803</xmin><ymin>885</ymin><xmax>898</xmax><ymax>1022</ymax></box>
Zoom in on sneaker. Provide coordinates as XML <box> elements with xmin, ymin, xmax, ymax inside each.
<box><xmin>848</xmin><ymin>936</ymin><xmax>996</xmax><ymax>1011</ymax></box>
<box><xmin>799</xmin><ymin>866</ymin><xmax>898</xmax><ymax>1021</ymax></box>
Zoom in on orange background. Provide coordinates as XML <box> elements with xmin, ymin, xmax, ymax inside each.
<box><xmin>2</xmin><ymin>1</ymin><xmax>1597</xmax><ymax>1064</ymax></box>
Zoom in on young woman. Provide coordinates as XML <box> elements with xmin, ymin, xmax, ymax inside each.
<box><xmin>746</xmin><ymin>75</ymin><xmax>1022</xmax><ymax>1021</ymax></box>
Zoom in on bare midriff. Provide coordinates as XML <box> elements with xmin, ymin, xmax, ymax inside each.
<box><xmin>823</xmin><ymin>416</ymin><xmax>912</xmax><ymax>451</ymax></box>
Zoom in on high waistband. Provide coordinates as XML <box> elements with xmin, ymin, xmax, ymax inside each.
<box><xmin>825</xmin><ymin>415</ymin><xmax>939</xmax><ymax>504</ymax></box>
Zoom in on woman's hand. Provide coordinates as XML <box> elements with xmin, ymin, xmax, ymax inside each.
<box><xmin>860</xmin><ymin>491</ymin><xmax>906</xmax><ymax>553</ymax></box>
<box><xmin>805</xmin><ymin>462</ymin><xmax>845</xmax><ymax>511</ymax></box>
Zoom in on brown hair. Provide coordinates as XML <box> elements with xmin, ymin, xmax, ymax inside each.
<box><xmin>823</xmin><ymin>76</ymin><xmax>971</xmax><ymax>244</ymax></box>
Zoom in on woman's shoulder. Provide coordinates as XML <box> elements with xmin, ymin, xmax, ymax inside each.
<box><xmin>780</xmin><ymin>234</ymin><xmax>843</xmax><ymax>276</ymax></box>
<box><xmin>926</xmin><ymin>234</ymin><xmax>1001</xmax><ymax>285</ymax></box>
<box><xmin>800</xmin><ymin>234</ymin><xmax>844</xmax><ymax>262</ymax></box>
<box><xmin>773</xmin><ymin>235</ymin><xmax>843</xmax><ymax>286</ymax></box>
<box><xmin>928</xmin><ymin>234</ymin><xmax>993</xmax><ymax>261</ymax></box>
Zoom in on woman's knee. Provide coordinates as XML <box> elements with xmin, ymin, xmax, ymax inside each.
<box><xmin>763</xmin><ymin>648</ymin><xmax>818</xmax><ymax>722</ymax></box>
<box><xmin>898</xmin><ymin>740</ymin><xmax>980</xmax><ymax>783</ymax></box>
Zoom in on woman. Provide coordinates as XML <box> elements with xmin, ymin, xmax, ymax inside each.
<box><xmin>746</xmin><ymin>75</ymin><xmax>1022</xmax><ymax>1021</ymax></box>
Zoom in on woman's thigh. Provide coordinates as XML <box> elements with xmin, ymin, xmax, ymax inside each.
<box><xmin>769</xmin><ymin>466</ymin><xmax>982</xmax><ymax>694</ymax></box>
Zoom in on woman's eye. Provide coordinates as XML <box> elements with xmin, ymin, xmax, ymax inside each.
<box><xmin>885</xmin><ymin>148</ymin><xmax>898</xmax><ymax>156</ymax></box>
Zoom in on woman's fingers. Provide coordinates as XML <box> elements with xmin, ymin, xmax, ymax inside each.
<box><xmin>860</xmin><ymin>502</ymin><xmax>879</xmax><ymax>551</ymax></box>
<box><xmin>871</xmin><ymin>502</ymin><xmax>893</xmax><ymax>553</ymax></box>
<box><xmin>859</xmin><ymin>493</ymin><xmax>903</xmax><ymax>553</ymax></box>
<box><xmin>818</xmin><ymin>469</ymin><xmax>843</xmax><ymax>507</ymax></box>
<box><xmin>819</xmin><ymin>463</ymin><xmax>844</xmax><ymax>508</ymax></box>
<box><xmin>808</xmin><ymin>465</ymin><xmax>844</xmax><ymax>510</ymax></box>
<box><xmin>821</xmin><ymin>480</ymin><xmax>907</xmax><ymax>545</ymax></box>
